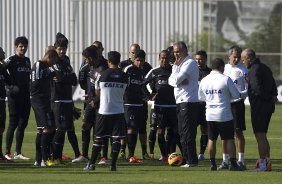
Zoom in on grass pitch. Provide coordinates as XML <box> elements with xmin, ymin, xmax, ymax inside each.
<box><xmin>0</xmin><ymin>103</ymin><xmax>281</xmax><ymax>184</ymax></box>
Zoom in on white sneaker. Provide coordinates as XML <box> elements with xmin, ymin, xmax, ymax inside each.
<box><xmin>41</xmin><ymin>160</ymin><xmax>47</xmax><ymax>167</ymax></box>
<box><xmin>5</xmin><ymin>154</ymin><xmax>13</xmax><ymax>160</ymax></box>
<box><xmin>14</xmin><ymin>153</ymin><xmax>30</xmax><ymax>160</ymax></box>
<box><xmin>98</xmin><ymin>157</ymin><xmax>109</xmax><ymax>165</ymax></box>
<box><xmin>34</xmin><ymin>161</ymin><xmax>40</xmax><ymax>166</ymax></box>
<box><xmin>72</xmin><ymin>155</ymin><xmax>89</xmax><ymax>163</ymax></box>
<box><xmin>180</xmin><ymin>163</ymin><xmax>198</xmax><ymax>168</ymax></box>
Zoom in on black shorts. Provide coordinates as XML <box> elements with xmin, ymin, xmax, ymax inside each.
<box><xmin>124</xmin><ymin>105</ymin><xmax>143</xmax><ymax>130</ymax></box>
<box><xmin>95</xmin><ymin>113</ymin><xmax>126</xmax><ymax>139</ymax></box>
<box><xmin>251</xmin><ymin>110</ymin><xmax>272</xmax><ymax>133</ymax></box>
<box><xmin>231</xmin><ymin>100</ymin><xmax>246</xmax><ymax>132</ymax></box>
<box><xmin>197</xmin><ymin>102</ymin><xmax>207</xmax><ymax>128</ymax></box>
<box><xmin>154</xmin><ymin>106</ymin><xmax>177</xmax><ymax>129</ymax></box>
<box><xmin>0</xmin><ymin>100</ymin><xmax>6</xmax><ymax>129</ymax></box>
<box><xmin>31</xmin><ymin>98</ymin><xmax>54</xmax><ymax>129</ymax></box>
<box><xmin>52</xmin><ymin>102</ymin><xmax>74</xmax><ymax>131</ymax></box>
<box><xmin>208</xmin><ymin>120</ymin><xmax>234</xmax><ymax>140</ymax></box>
<box><xmin>83</xmin><ymin>103</ymin><xmax>97</xmax><ymax>125</ymax></box>
<box><xmin>149</xmin><ymin>109</ymin><xmax>157</xmax><ymax>128</ymax></box>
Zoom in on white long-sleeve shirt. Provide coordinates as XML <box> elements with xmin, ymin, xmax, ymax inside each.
<box><xmin>224</xmin><ymin>63</ymin><xmax>248</xmax><ymax>102</ymax></box>
<box><xmin>198</xmin><ymin>71</ymin><xmax>240</xmax><ymax>122</ymax></box>
<box><xmin>168</xmin><ymin>55</ymin><xmax>199</xmax><ymax>103</ymax></box>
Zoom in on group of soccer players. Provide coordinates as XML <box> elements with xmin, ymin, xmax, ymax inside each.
<box><xmin>0</xmin><ymin>35</ymin><xmax>277</xmax><ymax>172</ymax></box>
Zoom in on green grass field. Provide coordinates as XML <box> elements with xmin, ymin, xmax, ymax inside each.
<box><xmin>0</xmin><ymin>103</ymin><xmax>281</xmax><ymax>184</ymax></box>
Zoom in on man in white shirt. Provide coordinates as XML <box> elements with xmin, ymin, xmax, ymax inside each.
<box><xmin>198</xmin><ymin>58</ymin><xmax>242</xmax><ymax>171</ymax></box>
<box><xmin>221</xmin><ymin>46</ymin><xmax>248</xmax><ymax>170</ymax></box>
<box><xmin>168</xmin><ymin>41</ymin><xmax>199</xmax><ymax>167</ymax></box>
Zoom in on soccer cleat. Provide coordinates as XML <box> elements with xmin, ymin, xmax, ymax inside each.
<box><xmin>198</xmin><ymin>154</ymin><xmax>205</xmax><ymax>161</ymax></box>
<box><xmin>5</xmin><ymin>154</ymin><xmax>13</xmax><ymax>161</ymax></box>
<box><xmin>13</xmin><ymin>153</ymin><xmax>30</xmax><ymax>160</ymax></box>
<box><xmin>41</xmin><ymin>160</ymin><xmax>47</xmax><ymax>167</ymax></box>
<box><xmin>180</xmin><ymin>163</ymin><xmax>197</xmax><ymax>168</ymax></box>
<box><xmin>109</xmin><ymin>165</ymin><xmax>117</xmax><ymax>171</ymax></box>
<box><xmin>217</xmin><ymin>162</ymin><xmax>229</xmax><ymax>170</ymax></box>
<box><xmin>161</xmin><ymin>156</ymin><xmax>168</xmax><ymax>163</ymax></box>
<box><xmin>148</xmin><ymin>154</ymin><xmax>155</xmax><ymax>159</ymax></box>
<box><xmin>229</xmin><ymin>164</ymin><xmax>243</xmax><ymax>171</ymax></box>
<box><xmin>255</xmin><ymin>159</ymin><xmax>259</xmax><ymax>168</ymax></box>
<box><xmin>119</xmin><ymin>151</ymin><xmax>126</xmax><ymax>160</ymax></box>
<box><xmin>98</xmin><ymin>157</ymin><xmax>109</xmax><ymax>165</ymax></box>
<box><xmin>72</xmin><ymin>155</ymin><xmax>89</xmax><ymax>163</ymax></box>
<box><xmin>210</xmin><ymin>164</ymin><xmax>217</xmax><ymax>171</ymax></box>
<box><xmin>129</xmin><ymin>156</ymin><xmax>143</xmax><ymax>163</ymax></box>
<box><xmin>83</xmin><ymin>163</ymin><xmax>95</xmax><ymax>171</ymax></box>
<box><xmin>61</xmin><ymin>154</ymin><xmax>71</xmax><ymax>161</ymax></box>
<box><xmin>237</xmin><ymin>161</ymin><xmax>247</xmax><ymax>170</ymax></box>
<box><xmin>34</xmin><ymin>161</ymin><xmax>40</xmax><ymax>166</ymax></box>
<box><xmin>158</xmin><ymin>156</ymin><xmax>163</xmax><ymax>161</ymax></box>
<box><xmin>253</xmin><ymin>167</ymin><xmax>266</xmax><ymax>172</ymax></box>
<box><xmin>141</xmin><ymin>153</ymin><xmax>151</xmax><ymax>160</ymax></box>
<box><xmin>46</xmin><ymin>159</ymin><xmax>64</xmax><ymax>166</ymax></box>
<box><xmin>266</xmin><ymin>162</ymin><xmax>272</xmax><ymax>171</ymax></box>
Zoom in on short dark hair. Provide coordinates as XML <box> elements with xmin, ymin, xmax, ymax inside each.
<box><xmin>211</xmin><ymin>58</ymin><xmax>225</xmax><ymax>70</ymax></box>
<box><xmin>195</xmin><ymin>50</ymin><xmax>207</xmax><ymax>59</ymax></box>
<box><xmin>159</xmin><ymin>50</ymin><xmax>169</xmax><ymax>58</ymax></box>
<box><xmin>228</xmin><ymin>45</ymin><xmax>242</xmax><ymax>55</ymax></box>
<box><xmin>15</xmin><ymin>36</ymin><xmax>28</xmax><ymax>46</ymax></box>
<box><xmin>134</xmin><ymin>49</ymin><xmax>146</xmax><ymax>60</ymax></box>
<box><xmin>92</xmin><ymin>41</ymin><xmax>103</xmax><ymax>49</ymax></box>
<box><xmin>45</xmin><ymin>49</ymin><xmax>59</xmax><ymax>63</ymax></box>
<box><xmin>82</xmin><ymin>46</ymin><xmax>98</xmax><ymax>59</ymax></box>
<box><xmin>54</xmin><ymin>32</ymin><xmax>68</xmax><ymax>48</ymax></box>
<box><xmin>108</xmin><ymin>51</ymin><xmax>121</xmax><ymax>65</ymax></box>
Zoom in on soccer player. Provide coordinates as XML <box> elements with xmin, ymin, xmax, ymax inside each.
<box><xmin>221</xmin><ymin>45</ymin><xmax>248</xmax><ymax>170</ymax></box>
<box><xmin>84</xmin><ymin>51</ymin><xmax>128</xmax><ymax>171</ymax></box>
<box><xmin>5</xmin><ymin>36</ymin><xmax>31</xmax><ymax>160</ymax></box>
<box><xmin>73</xmin><ymin>43</ymin><xmax>108</xmax><ymax>163</ymax></box>
<box><xmin>195</xmin><ymin>50</ymin><xmax>211</xmax><ymax>161</ymax></box>
<box><xmin>0</xmin><ymin>47</ymin><xmax>11</xmax><ymax>161</ymax></box>
<box><xmin>48</xmin><ymin>33</ymin><xmax>78</xmax><ymax>165</ymax></box>
<box><xmin>241</xmin><ymin>48</ymin><xmax>277</xmax><ymax>172</ymax></box>
<box><xmin>119</xmin><ymin>45</ymin><xmax>152</xmax><ymax>160</ymax></box>
<box><xmin>123</xmin><ymin>50</ymin><xmax>146</xmax><ymax>163</ymax></box>
<box><xmin>198</xmin><ymin>58</ymin><xmax>242</xmax><ymax>171</ymax></box>
<box><xmin>144</xmin><ymin>50</ymin><xmax>178</xmax><ymax>162</ymax></box>
<box><xmin>31</xmin><ymin>49</ymin><xmax>60</xmax><ymax>166</ymax></box>
<box><xmin>168</xmin><ymin>41</ymin><xmax>199</xmax><ymax>168</ymax></box>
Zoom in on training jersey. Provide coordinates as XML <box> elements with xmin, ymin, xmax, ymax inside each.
<box><xmin>123</xmin><ymin>64</ymin><xmax>145</xmax><ymax>105</ymax></box>
<box><xmin>96</xmin><ymin>68</ymin><xmax>128</xmax><ymax>115</ymax></box>
<box><xmin>198</xmin><ymin>70</ymin><xmax>240</xmax><ymax>122</ymax></box>
<box><xmin>50</xmin><ymin>56</ymin><xmax>77</xmax><ymax>102</ymax></box>
<box><xmin>224</xmin><ymin>63</ymin><xmax>248</xmax><ymax>102</ymax></box>
<box><xmin>144</xmin><ymin>65</ymin><xmax>176</xmax><ymax>107</ymax></box>
<box><xmin>168</xmin><ymin>55</ymin><xmax>199</xmax><ymax>103</ymax></box>
<box><xmin>5</xmin><ymin>54</ymin><xmax>31</xmax><ymax>96</ymax></box>
<box><xmin>0</xmin><ymin>62</ymin><xmax>11</xmax><ymax>100</ymax></box>
<box><xmin>30</xmin><ymin>61</ymin><xmax>55</xmax><ymax>100</ymax></box>
<box><xmin>79</xmin><ymin>58</ymin><xmax>108</xmax><ymax>103</ymax></box>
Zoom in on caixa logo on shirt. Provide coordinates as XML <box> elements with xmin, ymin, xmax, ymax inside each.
<box><xmin>130</xmin><ymin>79</ymin><xmax>142</xmax><ymax>85</ymax></box>
<box><xmin>17</xmin><ymin>67</ymin><xmax>30</xmax><ymax>72</ymax></box>
<box><xmin>104</xmin><ymin>82</ymin><xmax>125</xmax><ymax>88</ymax></box>
<box><xmin>205</xmin><ymin>89</ymin><xmax>222</xmax><ymax>94</ymax></box>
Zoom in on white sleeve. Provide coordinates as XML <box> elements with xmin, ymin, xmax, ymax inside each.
<box><xmin>168</xmin><ymin>62</ymin><xmax>189</xmax><ymax>87</ymax></box>
<box><xmin>227</xmin><ymin>77</ymin><xmax>240</xmax><ymax>99</ymax></box>
<box><xmin>198</xmin><ymin>81</ymin><xmax>206</xmax><ymax>102</ymax></box>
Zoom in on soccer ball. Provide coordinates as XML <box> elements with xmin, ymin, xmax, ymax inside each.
<box><xmin>168</xmin><ymin>152</ymin><xmax>183</xmax><ymax>166</ymax></box>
